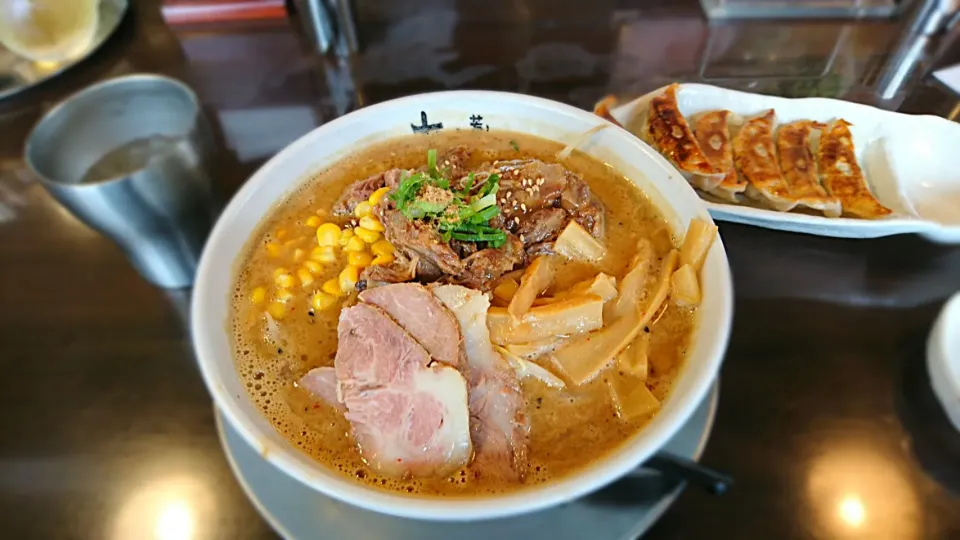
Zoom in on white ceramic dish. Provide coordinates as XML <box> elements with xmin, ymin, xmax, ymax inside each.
<box><xmin>191</xmin><ymin>91</ymin><xmax>733</xmax><ymax>521</ymax></box>
<box><xmin>607</xmin><ymin>83</ymin><xmax>960</xmax><ymax>243</ymax></box>
<box><xmin>928</xmin><ymin>292</ymin><xmax>960</xmax><ymax>433</ymax></box>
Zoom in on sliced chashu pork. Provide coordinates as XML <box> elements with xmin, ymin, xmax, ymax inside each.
<box><xmin>359</xmin><ymin>283</ymin><xmax>462</xmax><ymax>366</ymax></box>
<box><xmin>431</xmin><ymin>284</ymin><xmax>530</xmax><ymax>479</ymax></box>
<box><xmin>334</xmin><ymin>302</ymin><xmax>472</xmax><ymax>478</ymax></box>
<box><xmin>297</xmin><ymin>366</ymin><xmax>344</xmax><ymax>412</ymax></box>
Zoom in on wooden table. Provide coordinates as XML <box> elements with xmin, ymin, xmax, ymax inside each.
<box><xmin>1</xmin><ymin>1</ymin><xmax>959</xmax><ymax>538</ymax></box>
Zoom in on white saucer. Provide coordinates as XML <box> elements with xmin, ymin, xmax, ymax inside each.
<box><xmin>215</xmin><ymin>382</ymin><xmax>719</xmax><ymax>540</ymax></box>
<box><xmin>928</xmin><ymin>293</ymin><xmax>960</xmax><ymax>432</ymax></box>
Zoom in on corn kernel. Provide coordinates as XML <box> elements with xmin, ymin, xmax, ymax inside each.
<box><xmin>348</xmin><ymin>251</ymin><xmax>373</xmax><ymax>267</ymax></box>
<box><xmin>372</xmin><ymin>253</ymin><xmax>395</xmax><ymax>266</ymax></box>
<box><xmin>370</xmin><ymin>240</ymin><xmax>394</xmax><ymax>257</ymax></box>
<box><xmin>344</xmin><ymin>235</ymin><xmax>366</xmax><ymax>252</ymax></box>
<box><xmin>267</xmin><ymin>302</ymin><xmax>286</xmax><ymax>319</ymax></box>
<box><xmin>316</xmin><ymin>223</ymin><xmax>341</xmax><ymax>247</ymax></box>
<box><xmin>274</xmin><ymin>269</ymin><xmax>294</xmax><ymax>288</ymax></box>
<box><xmin>312</xmin><ymin>291</ymin><xmax>338</xmax><ymax>311</ymax></box>
<box><xmin>339</xmin><ymin>228</ymin><xmax>355</xmax><ymax>247</ymax></box>
<box><xmin>251</xmin><ymin>286</ymin><xmax>267</xmax><ymax>304</ymax></box>
<box><xmin>303</xmin><ymin>260</ymin><xmax>323</xmax><ymax>274</ymax></box>
<box><xmin>276</xmin><ymin>288</ymin><xmax>294</xmax><ymax>303</ymax></box>
<box><xmin>354</xmin><ymin>201</ymin><xmax>372</xmax><ymax>218</ymax></box>
<box><xmin>305</xmin><ymin>215</ymin><xmax>322</xmax><ymax>228</ymax></box>
<box><xmin>297</xmin><ymin>268</ymin><xmax>314</xmax><ymax>287</ymax></box>
<box><xmin>265</xmin><ymin>242</ymin><xmax>281</xmax><ymax>257</ymax></box>
<box><xmin>359</xmin><ymin>215</ymin><xmax>385</xmax><ymax>232</ymax></box>
<box><xmin>354</xmin><ymin>226</ymin><xmax>380</xmax><ymax>244</ymax></box>
<box><xmin>310</xmin><ymin>246</ymin><xmax>338</xmax><ymax>263</ymax></box>
<box><xmin>339</xmin><ymin>266</ymin><xmax>360</xmax><ymax>293</ymax></box>
<box><xmin>322</xmin><ymin>278</ymin><xmax>344</xmax><ymax>297</ymax></box>
<box><xmin>368</xmin><ymin>186</ymin><xmax>391</xmax><ymax>207</ymax></box>
<box><xmin>293</xmin><ymin>248</ymin><xmax>305</xmax><ymax>262</ymax></box>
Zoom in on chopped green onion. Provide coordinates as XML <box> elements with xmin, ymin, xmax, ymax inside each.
<box><xmin>451</xmin><ymin>229</ymin><xmax>507</xmax><ymax>244</ymax></box>
<box><xmin>509</xmin><ymin>139</ymin><xmax>520</xmax><ymax>151</ymax></box>
<box><xmin>427</xmin><ymin>149</ymin><xmax>438</xmax><ymax>176</ymax></box>
<box><xmin>468</xmin><ymin>205</ymin><xmax>500</xmax><ymax>224</ymax></box>
<box><xmin>478</xmin><ymin>173</ymin><xmax>500</xmax><ymax>197</ymax></box>
<box><xmin>461</xmin><ymin>172</ymin><xmax>475</xmax><ymax>195</ymax></box>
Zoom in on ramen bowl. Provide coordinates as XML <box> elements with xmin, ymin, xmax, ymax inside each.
<box><xmin>191</xmin><ymin>91</ymin><xmax>733</xmax><ymax>521</ymax></box>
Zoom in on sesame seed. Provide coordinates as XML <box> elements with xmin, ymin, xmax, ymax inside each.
<box><xmin>513</xmin><ymin>169</ymin><xmax>520</xmax><ymax>176</ymax></box>
<box><xmin>520</xmin><ymin>203</ymin><xmax>527</xmax><ymax>212</ymax></box>
<box><xmin>514</xmin><ymin>216</ymin><xmax>520</xmax><ymax>225</ymax></box>
<box><xmin>538</xmin><ymin>178</ymin><xmax>544</xmax><ymax>186</ymax></box>
<box><xmin>506</xmin><ymin>192</ymin><xmax>512</xmax><ymax>199</ymax></box>
<box><xmin>494</xmin><ymin>160</ymin><xmax>499</xmax><ymax>166</ymax></box>
<box><xmin>520</xmin><ymin>234</ymin><xmax>525</xmax><ymax>242</ymax></box>
<box><xmin>444</xmin><ymin>160</ymin><xmax>450</xmax><ymax>166</ymax></box>
<box><xmin>351</xmin><ymin>219</ymin><xmax>358</xmax><ymax>226</ymax></box>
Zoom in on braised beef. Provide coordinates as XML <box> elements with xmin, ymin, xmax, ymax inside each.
<box><xmin>360</xmin><ymin>252</ymin><xmax>418</xmax><ymax>288</ymax></box>
<box><xmin>332</xmin><ymin>169</ymin><xmax>402</xmax><ymax>216</ymax></box>
<box><xmin>526</xmin><ymin>242</ymin><xmax>555</xmax><ymax>257</ymax></box>
<box><xmin>338</xmin><ymin>155</ymin><xmax>606</xmax><ymax>291</ymax></box>
<box><xmin>455</xmin><ymin>234</ymin><xmax>526</xmax><ymax>291</ymax></box>
<box><xmin>560</xmin><ymin>174</ymin><xmax>605</xmax><ymax>239</ymax></box>
<box><xmin>437</xmin><ymin>147</ymin><xmax>471</xmax><ymax>183</ymax></box>
<box><xmin>495</xmin><ymin>160</ymin><xmax>568</xmax><ymax>218</ymax></box>
<box><xmin>450</xmin><ymin>239</ymin><xmax>478</xmax><ymax>259</ymax></box>
<box><xmin>380</xmin><ymin>208</ymin><xmax>463</xmax><ymax>281</ymax></box>
<box><xmin>516</xmin><ymin>207</ymin><xmax>568</xmax><ymax>246</ymax></box>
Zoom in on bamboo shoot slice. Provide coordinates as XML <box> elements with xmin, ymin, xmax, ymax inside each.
<box><xmin>605</xmin><ymin>239</ymin><xmax>653</xmax><ymax>323</ymax></box>
<box><xmin>607</xmin><ymin>376</ymin><xmax>661</xmax><ymax>420</ymax></box>
<box><xmin>554</xmin><ymin>221</ymin><xmax>606</xmax><ymax>262</ymax></box>
<box><xmin>493</xmin><ymin>277</ymin><xmax>519</xmax><ymax>306</ymax></box>
<box><xmin>488</xmin><ymin>295</ymin><xmax>604</xmax><ymax>345</ymax></box>
<box><xmin>508</xmin><ymin>257</ymin><xmax>553</xmax><ymax>322</ymax></box>
<box><xmin>679</xmin><ymin>218</ymin><xmax>717</xmax><ymax>273</ymax></box>
<box><xmin>671</xmin><ymin>263</ymin><xmax>701</xmax><ymax>306</ymax></box>
<box><xmin>617</xmin><ymin>331</ymin><xmax>651</xmax><ymax>380</ymax></box>
<box><xmin>551</xmin><ymin>307</ymin><xmax>645</xmax><ymax>385</ymax></box>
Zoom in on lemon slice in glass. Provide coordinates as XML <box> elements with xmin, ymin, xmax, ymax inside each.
<box><xmin>0</xmin><ymin>0</ymin><xmax>100</xmax><ymax>62</ymax></box>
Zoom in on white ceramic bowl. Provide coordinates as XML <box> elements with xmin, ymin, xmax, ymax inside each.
<box><xmin>191</xmin><ymin>91</ymin><xmax>733</xmax><ymax>521</ymax></box>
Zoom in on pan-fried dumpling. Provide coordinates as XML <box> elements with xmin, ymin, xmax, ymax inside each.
<box><xmin>641</xmin><ymin>84</ymin><xmax>725</xmax><ymax>186</ymax></box>
<box><xmin>733</xmin><ymin>109</ymin><xmax>795</xmax><ymax>212</ymax></box>
<box><xmin>776</xmin><ymin>120</ymin><xmax>842</xmax><ymax>218</ymax></box>
<box><xmin>817</xmin><ymin>119</ymin><xmax>892</xmax><ymax>219</ymax></box>
<box><xmin>693</xmin><ymin>110</ymin><xmax>745</xmax><ymax>203</ymax></box>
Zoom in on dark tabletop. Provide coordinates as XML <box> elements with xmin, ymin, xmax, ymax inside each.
<box><xmin>2</xmin><ymin>1</ymin><xmax>960</xmax><ymax>539</ymax></box>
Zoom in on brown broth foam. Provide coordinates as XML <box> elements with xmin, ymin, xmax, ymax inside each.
<box><xmin>230</xmin><ymin>130</ymin><xmax>695</xmax><ymax>497</ymax></box>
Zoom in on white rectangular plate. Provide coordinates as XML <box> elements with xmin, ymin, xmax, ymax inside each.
<box><xmin>608</xmin><ymin>84</ymin><xmax>960</xmax><ymax>243</ymax></box>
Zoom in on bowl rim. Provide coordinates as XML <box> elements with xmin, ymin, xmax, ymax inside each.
<box><xmin>191</xmin><ymin>89</ymin><xmax>733</xmax><ymax>521</ymax></box>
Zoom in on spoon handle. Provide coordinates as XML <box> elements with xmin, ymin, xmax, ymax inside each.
<box><xmin>644</xmin><ymin>452</ymin><xmax>733</xmax><ymax>495</ymax></box>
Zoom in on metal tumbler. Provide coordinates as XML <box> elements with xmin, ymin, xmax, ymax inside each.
<box><xmin>25</xmin><ymin>74</ymin><xmax>220</xmax><ymax>288</ymax></box>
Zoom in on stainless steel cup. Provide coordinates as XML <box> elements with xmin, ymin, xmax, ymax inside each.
<box><xmin>25</xmin><ymin>74</ymin><xmax>220</xmax><ymax>288</ymax></box>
